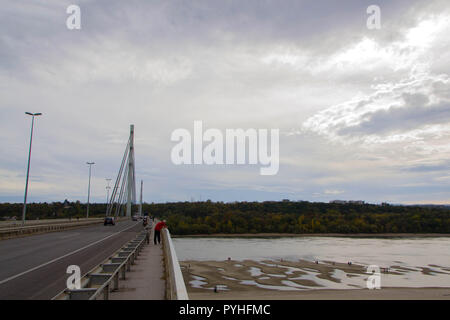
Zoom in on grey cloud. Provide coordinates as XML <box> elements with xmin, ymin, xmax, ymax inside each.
<box><xmin>1</xmin><ymin>0</ymin><xmax>450</xmax><ymax>204</ymax></box>
<box><xmin>403</xmin><ymin>162</ymin><xmax>450</xmax><ymax>173</ymax></box>
<box><xmin>338</xmin><ymin>94</ymin><xmax>450</xmax><ymax>136</ymax></box>
<box><xmin>0</xmin><ymin>0</ymin><xmax>434</xmax><ymax>75</ymax></box>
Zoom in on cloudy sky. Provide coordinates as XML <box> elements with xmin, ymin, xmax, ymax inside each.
<box><xmin>1</xmin><ymin>0</ymin><xmax>449</xmax><ymax>204</ymax></box>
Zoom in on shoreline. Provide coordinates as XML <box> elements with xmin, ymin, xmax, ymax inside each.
<box><xmin>187</xmin><ymin>287</ymin><xmax>450</xmax><ymax>300</ymax></box>
<box><xmin>174</xmin><ymin>232</ymin><xmax>450</xmax><ymax>238</ymax></box>
<box><xmin>180</xmin><ymin>259</ymin><xmax>450</xmax><ymax>300</ymax></box>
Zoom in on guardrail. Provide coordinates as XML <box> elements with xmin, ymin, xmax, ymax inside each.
<box><xmin>53</xmin><ymin>229</ymin><xmax>149</xmax><ymax>300</ymax></box>
<box><xmin>0</xmin><ymin>218</ymin><xmax>105</xmax><ymax>229</ymax></box>
<box><xmin>162</xmin><ymin>228</ymin><xmax>189</xmax><ymax>300</ymax></box>
<box><xmin>0</xmin><ymin>217</ymin><xmax>128</xmax><ymax>240</ymax></box>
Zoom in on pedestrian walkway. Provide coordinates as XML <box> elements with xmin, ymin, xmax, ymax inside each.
<box><xmin>110</xmin><ymin>223</ymin><xmax>165</xmax><ymax>300</ymax></box>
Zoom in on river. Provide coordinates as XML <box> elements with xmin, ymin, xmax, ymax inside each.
<box><xmin>173</xmin><ymin>236</ymin><xmax>450</xmax><ymax>288</ymax></box>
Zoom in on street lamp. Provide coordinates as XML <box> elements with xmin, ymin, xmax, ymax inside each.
<box><xmin>86</xmin><ymin>162</ymin><xmax>95</xmax><ymax>218</ymax></box>
<box><xmin>22</xmin><ymin>112</ymin><xmax>42</xmax><ymax>226</ymax></box>
<box><xmin>106</xmin><ymin>178</ymin><xmax>112</xmax><ymax>203</ymax></box>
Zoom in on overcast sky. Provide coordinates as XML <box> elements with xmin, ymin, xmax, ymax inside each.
<box><xmin>1</xmin><ymin>0</ymin><xmax>449</xmax><ymax>204</ymax></box>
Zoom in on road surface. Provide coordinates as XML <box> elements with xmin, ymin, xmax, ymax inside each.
<box><xmin>0</xmin><ymin>220</ymin><xmax>142</xmax><ymax>299</ymax></box>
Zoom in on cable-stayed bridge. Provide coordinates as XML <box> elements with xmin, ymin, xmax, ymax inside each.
<box><xmin>0</xmin><ymin>125</ymin><xmax>187</xmax><ymax>300</ymax></box>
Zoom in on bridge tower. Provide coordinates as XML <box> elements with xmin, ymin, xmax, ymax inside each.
<box><xmin>126</xmin><ymin>125</ymin><xmax>135</xmax><ymax>217</ymax></box>
<box><xmin>139</xmin><ymin>180</ymin><xmax>143</xmax><ymax>216</ymax></box>
<box><xmin>106</xmin><ymin>124</ymin><xmax>137</xmax><ymax>218</ymax></box>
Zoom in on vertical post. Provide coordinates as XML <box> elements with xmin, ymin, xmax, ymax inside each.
<box><xmin>106</xmin><ymin>178</ymin><xmax>111</xmax><ymax>204</ymax></box>
<box><xmin>121</xmin><ymin>265</ymin><xmax>126</xmax><ymax>280</ymax></box>
<box><xmin>114</xmin><ymin>273</ymin><xmax>119</xmax><ymax>290</ymax></box>
<box><xmin>126</xmin><ymin>125</ymin><xmax>134</xmax><ymax>217</ymax></box>
<box><xmin>139</xmin><ymin>180</ymin><xmax>143</xmax><ymax>216</ymax></box>
<box><xmin>103</xmin><ymin>284</ymin><xmax>109</xmax><ymax>300</ymax></box>
<box><xmin>86</xmin><ymin>162</ymin><xmax>95</xmax><ymax>218</ymax></box>
<box><xmin>22</xmin><ymin>112</ymin><xmax>42</xmax><ymax>226</ymax></box>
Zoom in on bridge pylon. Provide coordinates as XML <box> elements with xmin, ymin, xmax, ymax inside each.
<box><xmin>106</xmin><ymin>125</ymin><xmax>137</xmax><ymax>218</ymax></box>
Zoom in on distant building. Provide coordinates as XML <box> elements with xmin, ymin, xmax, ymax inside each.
<box><xmin>348</xmin><ymin>200</ymin><xmax>365</xmax><ymax>205</ymax></box>
<box><xmin>330</xmin><ymin>200</ymin><xmax>365</xmax><ymax>205</ymax></box>
<box><xmin>330</xmin><ymin>200</ymin><xmax>347</xmax><ymax>204</ymax></box>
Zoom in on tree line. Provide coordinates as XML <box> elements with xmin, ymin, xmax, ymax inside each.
<box><xmin>0</xmin><ymin>201</ymin><xmax>108</xmax><ymax>220</ymax></box>
<box><xmin>149</xmin><ymin>201</ymin><xmax>450</xmax><ymax>234</ymax></box>
<box><xmin>1</xmin><ymin>200</ymin><xmax>449</xmax><ymax>234</ymax></box>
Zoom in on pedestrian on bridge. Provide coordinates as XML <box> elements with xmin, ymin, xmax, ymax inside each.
<box><xmin>154</xmin><ymin>220</ymin><xmax>167</xmax><ymax>245</ymax></box>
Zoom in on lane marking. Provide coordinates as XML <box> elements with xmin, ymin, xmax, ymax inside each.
<box><xmin>0</xmin><ymin>222</ymin><xmax>140</xmax><ymax>285</ymax></box>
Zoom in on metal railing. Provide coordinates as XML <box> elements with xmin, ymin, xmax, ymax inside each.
<box><xmin>53</xmin><ymin>229</ymin><xmax>149</xmax><ymax>300</ymax></box>
<box><xmin>0</xmin><ymin>217</ymin><xmax>101</xmax><ymax>229</ymax></box>
<box><xmin>0</xmin><ymin>218</ymin><xmax>108</xmax><ymax>240</ymax></box>
<box><xmin>162</xmin><ymin>228</ymin><xmax>189</xmax><ymax>300</ymax></box>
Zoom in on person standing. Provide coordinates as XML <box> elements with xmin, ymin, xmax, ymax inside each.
<box><xmin>154</xmin><ymin>220</ymin><xmax>167</xmax><ymax>245</ymax></box>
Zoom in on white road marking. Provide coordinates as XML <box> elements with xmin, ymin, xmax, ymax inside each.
<box><xmin>0</xmin><ymin>222</ymin><xmax>139</xmax><ymax>285</ymax></box>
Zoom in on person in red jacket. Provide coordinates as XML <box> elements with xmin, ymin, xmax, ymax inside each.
<box><xmin>154</xmin><ymin>220</ymin><xmax>167</xmax><ymax>245</ymax></box>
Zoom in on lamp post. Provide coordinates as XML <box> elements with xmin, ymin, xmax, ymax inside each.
<box><xmin>86</xmin><ymin>162</ymin><xmax>95</xmax><ymax>218</ymax></box>
<box><xmin>22</xmin><ymin>112</ymin><xmax>42</xmax><ymax>226</ymax></box>
<box><xmin>106</xmin><ymin>178</ymin><xmax>111</xmax><ymax>203</ymax></box>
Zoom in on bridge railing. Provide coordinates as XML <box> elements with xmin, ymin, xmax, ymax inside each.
<box><xmin>0</xmin><ymin>217</ymin><xmax>131</xmax><ymax>240</ymax></box>
<box><xmin>0</xmin><ymin>218</ymin><xmax>107</xmax><ymax>240</ymax></box>
<box><xmin>161</xmin><ymin>228</ymin><xmax>189</xmax><ymax>300</ymax></box>
<box><xmin>53</xmin><ymin>229</ymin><xmax>149</xmax><ymax>300</ymax></box>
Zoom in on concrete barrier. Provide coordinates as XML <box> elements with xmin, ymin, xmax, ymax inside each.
<box><xmin>53</xmin><ymin>229</ymin><xmax>149</xmax><ymax>300</ymax></box>
<box><xmin>0</xmin><ymin>217</ymin><xmax>128</xmax><ymax>240</ymax></box>
<box><xmin>161</xmin><ymin>228</ymin><xmax>189</xmax><ymax>300</ymax></box>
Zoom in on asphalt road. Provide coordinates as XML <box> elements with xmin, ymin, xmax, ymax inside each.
<box><xmin>0</xmin><ymin>220</ymin><xmax>143</xmax><ymax>300</ymax></box>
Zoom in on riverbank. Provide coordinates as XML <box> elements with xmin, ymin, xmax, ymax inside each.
<box><xmin>180</xmin><ymin>259</ymin><xmax>450</xmax><ymax>300</ymax></box>
<box><xmin>187</xmin><ymin>287</ymin><xmax>450</xmax><ymax>300</ymax></box>
<box><xmin>174</xmin><ymin>233</ymin><xmax>450</xmax><ymax>238</ymax></box>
